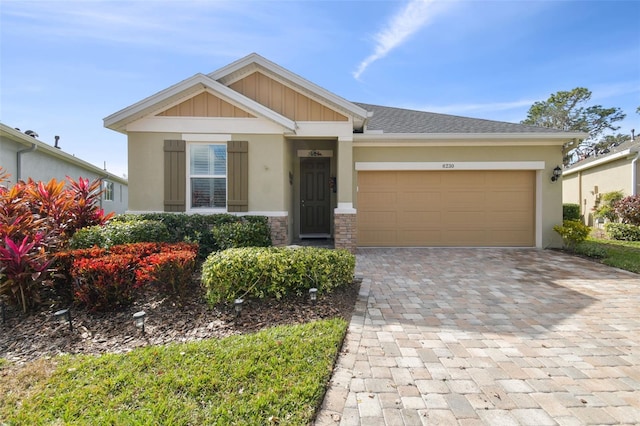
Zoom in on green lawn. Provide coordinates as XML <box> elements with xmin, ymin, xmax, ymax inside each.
<box><xmin>0</xmin><ymin>318</ymin><xmax>347</xmax><ymax>426</ymax></box>
<box><xmin>574</xmin><ymin>237</ymin><xmax>640</xmax><ymax>273</ymax></box>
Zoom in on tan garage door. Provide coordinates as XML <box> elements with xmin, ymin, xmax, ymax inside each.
<box><xmin>357</xmin><ymin>170</ymin><xmax>535</xmax><ymax>247</ymax></box>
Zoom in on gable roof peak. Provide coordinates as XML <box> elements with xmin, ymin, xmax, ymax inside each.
<box><xmin>209</xmin><ymin>53</ymin><xmax>370</xmax><ymax>124</ymax></box>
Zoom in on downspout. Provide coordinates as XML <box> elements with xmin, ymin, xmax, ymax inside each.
<box><xmin>631</xmin><ymin>149</ymin><xmax>640</xmax><ymax>196</ymax></box>
<box><xmin>16</xmin><ymin>143</ymin><xmax>37</xmax><ymax>181</ymax></box>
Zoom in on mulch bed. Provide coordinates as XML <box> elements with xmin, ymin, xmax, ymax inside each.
<box><xmin>0</xmin><ymin>279</ymin><xmax>360</xmax><ymax>364</ymax></box>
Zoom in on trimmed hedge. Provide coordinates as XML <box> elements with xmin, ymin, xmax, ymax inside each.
<box><xmin>212</xmin><ymin>220</ymin><xmax>272</xmax><ymax>250</ymax></box>
<box><xmin>201</xmin><ymin>247</ymin><xmax>356</xmax><ymax>305</ymax></box>
<box><xmin>605</xmin><ymin>223</ymin><xmax>640</xmax><ymax>241</ymax></box>
<box><xmin>562</xmin><ymin>204</ymin><xmax>581</xmax><ymax>221</ymax></box>
<box><xmin>110</xmin><ymin>213</ymin><xmax>271</xmax><ymax>257</ymax></box>
<box><xmin>69</xmin><ymin>220</ymin><xmax>170</xmax><ymax>249</ymax></box>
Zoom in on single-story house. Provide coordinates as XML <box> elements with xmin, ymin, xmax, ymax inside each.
<box><xmin>104</xmin><ymin>53</ymin><xmax>585</xmax><ymax>250</ymax></box>
<box><xmin>562</xmin><ymin>137</ymin><xmax>640</xmax><ymax>225</ymax></box>
<box><xmin>0</xmin><ymin>123</ymin><xmax>128</xmax><ymax>215</ymax></box>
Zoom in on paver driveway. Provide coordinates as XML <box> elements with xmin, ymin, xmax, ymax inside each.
<box><xmin>315</xmin><ymin>248</ymin><xmax>640</xmax><ymax>426</ymax></box>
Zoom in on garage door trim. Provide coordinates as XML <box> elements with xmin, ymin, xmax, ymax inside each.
<box><xmin>355</xmin><ymin>161</ymin><xmax>545</xmax><ymax>171</ymax></box>
<box><xmin>355</xmin><ymin>162</ymin><xmax>545</xmax><ymax>248</ymax></box>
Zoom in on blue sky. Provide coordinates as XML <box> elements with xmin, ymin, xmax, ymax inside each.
<box><xmin>1</xmin><ymin>0</ymin><xmax>639</xmax><ymax>178</ymax></box>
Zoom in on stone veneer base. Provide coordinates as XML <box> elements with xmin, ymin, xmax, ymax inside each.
<box><xmin>334</xmin><ymin>212</ymin><xmax>356</xmax><ymax>253</ymax></box>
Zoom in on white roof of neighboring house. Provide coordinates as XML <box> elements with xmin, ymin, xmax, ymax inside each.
<box><xmin>563</xmin><ymin>138</ymin><xmax>640</xmax><ymax>175</ymax></box>
<box><xmin>0</xmin><ymin>122</ymin><xmax>128</xmax><ymax>185</ymax></box>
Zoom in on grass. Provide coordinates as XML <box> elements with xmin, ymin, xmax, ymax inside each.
<box><xmin>0</xmin><ymin>318</ymin><xmax>348</xmax><ymax>425</ymax></box>
<box><xmin>574</xmin><ymin>237</ymin><xmax>640</xmax><ymax>273</ymax></box>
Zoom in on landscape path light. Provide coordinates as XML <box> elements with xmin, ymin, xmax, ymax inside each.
<box><xmin>309</xmin><ymin>288</ymin><xmax>318</xmax><ymax>304</ymax></box>
<box><xmin>133</xmin><ymin>311</ymin><xmax>146</xmax><ymax>334</ymax></box>
<box><xmin>54</xmin><ymin>308</ymin><xmax>73</xmax><ymax>332</ymax></box>
<box><xmin>234</xmin><ymin>298</ymin><xmax>244</xmax><ymax>317</ymax></box>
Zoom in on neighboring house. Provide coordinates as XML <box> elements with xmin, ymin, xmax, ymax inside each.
<box><xmin>562</xmin><ymin>137</ymin><xmax>640</xmax><ymax>226</ymax></box>
<box><xmin>0</xmin><ymin>123</ymin><xmax>128</xmax><ymax>215</ymax></box>
<box><xmin>104</xmin><ymin>53</ymin><xmax>585</xmax><ymax>250</ymax></box>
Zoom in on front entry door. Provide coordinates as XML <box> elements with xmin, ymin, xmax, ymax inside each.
<box><xmin>300</xmin><ymin>158</ymin><xmax>331</xmax><ymax>236</ymax></box>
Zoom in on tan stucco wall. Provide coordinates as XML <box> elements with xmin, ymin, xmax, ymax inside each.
<box><xmin>233</xmin><ymin>133</ymin><xmax>287</xmax><ymax>211</ymax></box>
<box><xmin>353</xmin><ymin>144</ymin><xmax>565</xmax><ymax>248</ymax></box>
<box><xmin>563</xmin><ymin>159</ymin><xmax>632</xmax><ymax>225</ymax></box>
<box><xmin>128</xmin><ymin>132</ymin><xmax>176</xmax><ymax>211</ymax></box>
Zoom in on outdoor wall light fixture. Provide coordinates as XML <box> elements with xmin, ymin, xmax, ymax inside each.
<box><xmin>551</xmin><ymin>166</ymin><xmax>562</xmax><ymax>182</ymax></box>
<box><xmin>133</xmin><ymin>311</ymin><xmax>146</xmax><ymax>334</ymax></box>
<box><xmin>234</xmin><ymin>298</ymin><xmax>244</xmax><ymax>317</ymax></box>
<box><xmin>54</xmin><ymin>308</ymin><xmax>73</xmax><ymax>332</ymax></box>
<box><xmin>309</xmin><ymin>288</ymin><xmax>318</xmax><ymax>304</ymax></box>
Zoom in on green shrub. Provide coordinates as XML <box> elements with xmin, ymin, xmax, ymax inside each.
<box><xmin>574</xmin><ymin>242</ymin><xmax>607</xmax><ymax>258</ymax></box>
<box><xmin>110</xmin><ymin>213</ymin><xmax>273</xmax><ymax>257</ymax></box>
<box><xmin>553</xmin><ymin>220</ymin><xmax>590</xmax><ymax>250</ymax></box>
<box><xmin>605</xmin><ymin>222</ymin><xmax>640</xmax><ymax>241</ymax></box>
<box><xmin>562</xmin><ymin>204</ymin><xmax>581</xmax><ymax>221</ymax></box>
<box><xmin>212</xmin><ymin>220</ymin><xmax>272</xmax><ymax>250</ymax></box>
<box><xmin>202</xmin><ymin>247</ymin><xmax>356</xmax><ymax>305</ymax></box>
<box><xmin>594</xmin><ymin>190</ymin><xmax>624</xmax><ymax>222</ymax></box>
<box><xmin>69</xmin><ymin>220</ymin><xmax>170</xmax><ymax>249</ymax></box>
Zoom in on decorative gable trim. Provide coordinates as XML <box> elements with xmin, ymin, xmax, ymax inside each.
<box><xmin>104</xmin><ymin>73</ymin><xmax>295</xmax><ymax>133</ymax></box>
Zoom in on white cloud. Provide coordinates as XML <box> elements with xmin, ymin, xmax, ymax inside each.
<box><xmin>353</xmin><ymin>0</ymin><xmax>451</xmax><ymax>80</ymax></box>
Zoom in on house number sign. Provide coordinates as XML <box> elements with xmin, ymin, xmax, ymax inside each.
<box><xmin>442</xmin><ymin>163</ymin><xmax>455</xmax><ymax>169</ymax></box>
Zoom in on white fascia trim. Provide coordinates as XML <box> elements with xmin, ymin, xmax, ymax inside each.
<box><xmin>208</xmin><ymin>53</ymin><xmax>369</xmax><ymax>120</ymax></box>
<box><xmin>562</xmin><ymin>148</ymin><xmax>638</xmax><ymax>175</ymax></box>
<box><xmin>126</xmin><ymin>117</ymin><xmax>287</xmax><ymax>135</ymax></box>
<box><xmin>104</xmin><ymin>73</ymin><xmax>295</xmax><ymax>133</ymax></box>
<box><xmin>354</xmin><ymin>132</ymin><xmax>587</xmax><ymax>143</ymax></box>
<box><xmin>355</xmin><ymin>161</ymin><xmax>545</xmax><ymax>171</ymax></box>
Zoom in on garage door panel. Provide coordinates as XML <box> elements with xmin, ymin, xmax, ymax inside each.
<box><xmin>397</xmin><ymin>191</ymin><xmax>442</xmax><ymax>210</ymax></box>
<box><xmin>357</xmin><ymin>170</ymin><xmax>535</xmax><ymax>247</ymax></box>
<box><xmin>398</xmin><ymin>211</ymin><xmax>442</xmax><ymax>225</ymax></box>
<box><xmin>398</xmin><ymin>171</ymin><xmax>442</xmax><ymax>187</ymax></box>
<box><xmin>397</xmin><ymin>230</ymin><xmax>443</xmax><ymax>244</ymax></box>
<box><xmin>359</xmin><ymin>211</ymin><xmax>396</xmax><ymax>227</ymax></box>
<box><xmin>487</xmin><ymin>191</ymin><xmax>532</xmax><ymax>207</ymax></box>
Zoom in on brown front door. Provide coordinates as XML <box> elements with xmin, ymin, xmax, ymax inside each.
<box><xmin>300</xmin><ymin>158</ymin><xmax>331</xmax><ymax>235</ymax></box>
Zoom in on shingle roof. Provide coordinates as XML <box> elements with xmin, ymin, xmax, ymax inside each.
<box><xmin>353</xmin><ymin>102</ymin><xmax>569</xmax><ymax>134</ymax></box>
<box><xmin>565</xmin><ymin>138</ymin><xmax>640</xmax><ymax>170</ymax></box>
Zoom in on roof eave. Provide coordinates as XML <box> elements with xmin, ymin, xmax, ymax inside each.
<box><xmin>354</xmin><ymin>132</ymin><xmax>588</xmax><ymax>141</ymax></box>
<box><xmin>563</xmin><ymin>147</ymin><xmax>640</xmax><ymax>175</ymax></box>
<box><xmin>0</xmin><ymin>124</ymin><xmax>128</xmax><ymax>185</ymax></box>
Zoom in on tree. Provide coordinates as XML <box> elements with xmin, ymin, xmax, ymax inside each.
<box><xmin>522</xmin><ymin>87</ymin><xmax>626</xmax><ymax>164</ymax></box>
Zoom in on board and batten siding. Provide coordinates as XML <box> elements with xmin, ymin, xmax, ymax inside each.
<box><xmin>156</xmin><ymin>92</ymin><xmax>254</xmax><ymax>118</ymax></box>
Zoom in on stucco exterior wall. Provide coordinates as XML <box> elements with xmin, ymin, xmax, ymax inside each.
<box><xmin>563</xmin><ymin>158</ymin><xmax>632</xmax><ymax>225</ymax></box>
<box><xmin>128</xmin><ymin>132</ymin><xmax>176</xmax><ymax>212</ymax></box>
<box><xmin>353</xmin><ymin>144</ymin><xmax>564</xmax><ymax>248</ymax></box>
<box><xmin>234</xmin><ymin>133</ymin><xmax>286</xmax><ymax>212</ymax></box>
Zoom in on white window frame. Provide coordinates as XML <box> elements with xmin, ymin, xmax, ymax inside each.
<box><xmin>186</xmin><ymin>142</ymin><xmax>228</xmax><ymax>212</ymax></box>
<box><xmin>103</xmin><ymin>180</ymin><xmax>114</xmax><ymax>202</ymax></box>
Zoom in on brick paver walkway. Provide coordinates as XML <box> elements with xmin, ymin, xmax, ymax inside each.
<box><xmin>315</xmin><ymin>248</ymin><xmax>640</xmax><ymax>425</ymax></box>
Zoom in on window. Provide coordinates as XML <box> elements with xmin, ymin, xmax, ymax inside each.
<box><xmin>189</xmin><ymin>144</ymin><xmax>226</xmax><ymax>209</ymax></box>
<box><xmin>103</xmin><ymin>181</ymin><xmax>114</xmax><ymax>202</ymax></box>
